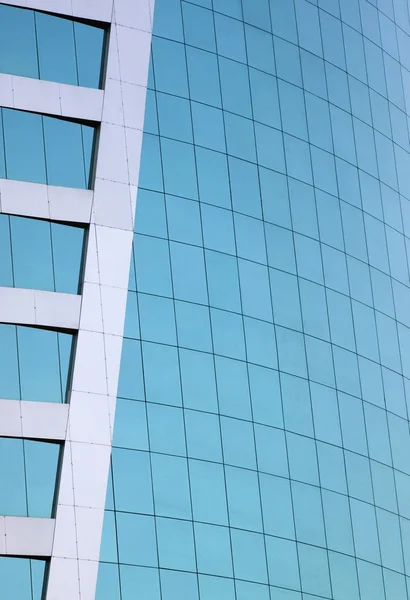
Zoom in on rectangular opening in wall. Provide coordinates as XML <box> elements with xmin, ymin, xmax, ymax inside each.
<box><xmin>0</xmin><ymin>3</ymin><xmax>107</xmax><ymax>89</ymax></box>
<box><xmin>0</xmin><ymin>437</ymin><xmax>61</xmax><ymax>518</ymax></box>
<box><xmin>0</xmin><ymin>325</ymin><xmax>74</xmax><ymax>403</ymax></box>
<box><xmin>0</xmin><ymin>215</ymin><xmax>86</xmax><ymax>295</ymax></box>
<box><xmin>0</xmin><ymin>108</ymin><xmax>98</xmax><ymax>189</ymax></box>
<box><xmin>0</xmin><ymin>557</ymin><xmax>48</xmax><ymax>600</ymax></box>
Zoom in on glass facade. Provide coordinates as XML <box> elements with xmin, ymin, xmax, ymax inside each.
<box><xmin>0</xmin><ymin>557</ymin><xmax>47</xmax><ymax>600</ymax></box>
<box><xmin>0</xmin><ymin>4</ymin><xmax>106</xmax><ymax>88</ymax></box>
<box><xmin>0</xmin><ymin>215</ymin><xmax>85</xmax><ymax>294</ymax></box>
<box><xmin>0</xmin><ymin>325</ymin><xmax>73</xmax><ymax>403</ymax></box>
<box><xmin>97</xmin><ymin>0</ymin><xmax>410</xmax><ymax>599</ymax></box>
<box><xmin>0</xmin><ymin>108</ymin><xmax>95</xmax><ymax>188</ymax></box>
<box><xmin>0</xmin><ymin>438</ymin><xmax>60</xmax><ymax>517</ymax></box>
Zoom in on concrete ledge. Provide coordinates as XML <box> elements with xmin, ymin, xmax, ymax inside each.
<box><xmin>0</xmin><ymin>399</ymin><xmax>69</xmax><ymax>440</ymax></box>
<box><xmin>0</xmin><ymin>178</ymin><xmax>93</xmax><ymax>224</ymax></box>
<box><xmin>0</xmin><ymin>0</ymin><xmax>113</xmax><ymax>23</ymax></box>
<box><xmin>0</xmin><ymin>516</ymin><xmax>55</xmax><ymax>557</ymax></box>
<box><xmin>0</xmin><ymin>287</ymin><xmax>81</xmax><ymax>331</ymax></box>
<box><xmin>0</xmin><ymin>74</ymin><xmax>103</xmax><ymax>123</ymax></box>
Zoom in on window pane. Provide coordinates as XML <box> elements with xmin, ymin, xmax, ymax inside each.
<box><xmin>0</xmin><ymin>558</ymin><xmax>47</xmax><ymax>600</ymax></box>
<box><xmin>17</xmin><ymin>326</ymin><xmax>73</xmax><ymax>403</ymax></box>
<box><xmin>0</xmin><ymin>438</ymin><xmax>59</xmax><ymax>517</ymax></box>
<box><xmin>75</xmin><ymin>21</ymin><xmax>105</xmax><ymax>88</ymax></box>
<box><xmin>10</xmin><ymin>216</ymin><xmax>54</xmax><ymax>292</ymax></box>
<box><xmin>36</xmin><ymin>12</ymin><xmax>77</xmax><ymax>85</ymax></box>
<box><xmin>43</xmin><ymin>116</ymin><xmax>87</xmax><ymax>188</ymax></box>
<box><xmin>0</xmin><ymin>4</ymin><xmax>38</xmax><ymax>78</ymax></box>
<box><xmin>2</xmin><ymin>108</ymin><xmax>46</xmax><ymax>184</ymax></box>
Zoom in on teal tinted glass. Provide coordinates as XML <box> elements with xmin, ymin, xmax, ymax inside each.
<box><xmin>0</xmin><ymin>215</ymin><xmax>85</xmax><ymax>293</ymax></box>
<box><xmin>0</xmin><ymin>437</ymin><xmax>60</xmax><ymax>517</ymax></box>
<box><xmin>0</xmin><ymin>108</ymin><xmax>96</xmax><ymax>189</ymax></box>
<box><xmin>0</xmin><ymin>4</ymin><xmax>105</xmax><ymax>88</ymax></box>
<box><xmin>0</xmin><ymin>558</ymin><xmax>47</xmax><ymax>600</ymax></box>
<box><xmin>98</xmin><ymin>0</ymin><xmax>410</xmax><ymax>598</ymax></box>
<box><xmin>0</xmin><ymin>324</ymin><xmax>73</xmax><ymax>403</ymax></box>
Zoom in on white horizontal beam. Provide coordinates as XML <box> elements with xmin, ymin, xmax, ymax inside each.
<box><xmin>0</xmin><ymin>287</ymin><xmax>81</xmax><ymax>331</ymax></box>
<box><xmin>0</xmin><ymin>74</ymin><xmax>103</xmax><ymax>123</ymax></box>
<box><xmin>0</xmin><ymin>517</ymin><xmax>55</xmax><ymax>557</ymax></box>
<box><xmin>0</xmin><ymin>400</ymin><xmax>69</xmax><ymax>441</ymax></box>
<box><xmin>0</xmin><ymin>0</ymin><xmax>114</xmax><ymax>23</ymax></box>
<box><xmin>0</xmin><ymin>178</ymin><xmax>93</xmax><ymax>224</ymax></box>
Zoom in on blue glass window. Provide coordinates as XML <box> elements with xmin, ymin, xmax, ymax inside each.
<box><xmin>0</xmin><ymin>214</ymin><xmax>85</xmax><ymax>293</ymax></box>
<box><xmin>0</xmin><ymin>558</ymin><xmax>47</xmax><ymax>600</ymax></box>
<box><xmin>1</xmin><ymin>108</ymin><xmax>96</xmax><ymax>189</ymax></box>
<box><xmin>98</xmin><ymin>2</ymin><xmax>410</xmax><ymax>599</ymax></box>
<box><xmin>0</xmin><ymin>437</ymin><xmax>60</xmax><ymax>517</ymax></box>
<box><xmin>0</xmin><ymin>4</ymin><xmax>105</xmax><ymax>88</ymax></box>
<box><xmin>0</xmin><ymin>324</ymin><xmax>73</xmax><ymax>403</ymax></box>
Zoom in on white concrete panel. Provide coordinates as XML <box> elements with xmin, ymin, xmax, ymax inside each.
<box><xmin>95</xmin><ymin>225</ymin><xmax>133</xmax><ymax>289</ymax></box>
<box><xmin>21</xmin><ymin>401</ymin><xmax>69</xmax><ymax>441</ymax></box>
<box><xmin>47</xmin><ymin>558</ymin><xmax>80</xmax><ymax>600</ymax></box>
<box><xmin>12</xmin><ymin>76</ymin><xmax>61</xmax><ymax>115</ymax></box>
<box><xmin>59</xmin><ymin>85</ymin><xmax>104</xmax><ymax>123</ymax></box>
<box><xmin>71</xmin><ymin>0</ymin><xmax>113</xmax><ymax>22</ymax></box>
<box><xmin>78</xmin><ymin>560</ymin><xmax>100</xmax><ymax>600</ymax></box>
<box><xmin>0</xmin><ymin>399</ymin><xmax>68</xmax><ymax>441</ymax></box>
<box><xmin>79</xmin><ymin>283</ymin><xmax>104</xmax><ymax>333</ymax></box>
<box><xmin>71</xmin><ymin>331</ymin><xmax>107</xmax><ymax>395</ymax></box>
<box><xmin>102</xmin><ymin>78</ymin><xmax>124</xmax><ymax>126</ymax></box>
<box><xmin>103</xmin><ymin>334</ymin><xmax>124</xmax><ymax>398</ymax></box>
<box><xmin>68</xmin><ymin>392</ymin><xmax>111</xmax><ymax>445</ymax></box>
<box><xmin>47</xmin><ymin>185</ymin><xmax>93</xmax><ymax>224</ymax></box>
<box><xmin>5</xmin><ymin>517</ymin><xmax>55</xmax><ymax>556</ymax></box>
<box><xmin>4</xmin><ymin>0</ymin><xmax>113</xmax><ymax>23</ymax></box>
<box><xmin>75</xmin><ymin>507</ymin><xmax>105</xmax><ymax>561</ymax></box>
<box><xmin>70</xmin><ymin>442</ymin><xmax>111</xmax><ymax>509</ymax></box>
<box><xmin>0</xmin><ymin>73</ymin><xmax>14</xmax><ymax>106</ymax></box>
<box><xmin>100</xmin><ymin>285</ymin><xmax>128</xmax><ymax>336</ymax></box>
<box><xmin>55</xmin><ymin>443</ymin><xmax>75</xmax><ymax>508</ymax></box>
<box><xmin>107</xmin><ymin>394</ymin><xmax>117</xmax><ymax>439</ymax></box>
<box><xmin>82</xmin><ymin>226</ymin><xmax>100</xmax><ymax>286</ymax></box>
<box><xmin>96</xmin><ymin>122</ymin><xmax>129</xmax><ymax>184</ymax></box>
<box><xmin>0</xmin><ymin>74</ymin><xmax>103</xmax><ymax>123</ymax></box>
<box><xmin>92</xmin><ymin>179</ymin><xmax>133</xmax><ymax>230</ymax></box>
<box><xmin>0</xmin><ymin>178</ymin><xmax>49</xmax><ymax>220</ymax></box>
<box><xmin>0</xmin><ymin>287</ymin><xmax>35</xmax><ymax>324</ymax></box>
<box><xmin>25</xmin><ymin>0</ymin><xmax>72</xmax><ymax>15</ymax></box>
<box><xmin>122</xmin><ymin>82</ymin><xmax>147</xmax><ymax>131</ymax></box>
<box><xmin>0</xmin><ymin>518</ymin><xmax>6</xmax><ymax>555</ymax></box>
<box><xmin>0</xmin><ymin>178</ymin><xmax>93</xmax><ymax>224</ymax></box>
<box><xmin>125</xmin><ymin>127</ymin><xmax>144</xmax><ymax>186</ymax></box>
<box><xmin>51</xmin><ymin>506</ymin><xmax>78</xmax><ymax>559</ymax></box>
<box><xmin>0</xmin><ymin>400</ymin><xmax>22</xmax><ymax>438</ymax></box>
<box><xmin>0</xmin><ymin>287</ymin><xmax>81</xmax><ymax>330</ymax></box>
<box><xmin>115</xmin><ymin>0</ymin><xmax>152</xmax><ymax>31</ymax></box>
<box><xmin>105</xmin><ymin>27</ymin><xmax>121</xmax><ymax>83</ymax></box>
<box><xmin>34</xmin><ymin>290</ymin><xmax>81</xmax><ymax>330</ymax></box>
<box><xmin>117</xmin><ymin>25</ymin><xmax>151</xmax><ymax>86</ymax></box>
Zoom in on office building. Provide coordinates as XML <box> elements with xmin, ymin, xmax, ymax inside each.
<box><xmin>0</xmin><ymin>1</ymin><xmax>410</xmax><ymax>599</ymax></box>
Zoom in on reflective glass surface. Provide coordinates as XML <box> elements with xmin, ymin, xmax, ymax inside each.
<box><xmin>0</xmin><ymin>558</ymin><xmax>47</xmax><ymax>600</ymax></box>
<box><xmin>0</xmin><ymin>438</ymin><xmax>60</xmax><ymax>517</ymax></box>
<box><xmin>0</xmin><ymin>3</ymin><xmax>105</xmax><ymax>88</ymax></box>
<box><xmin>98</xmin><ymin>0</ymin><xmax>410</xmax><ymax>599</ymax></box>
<box><xmin>0</xmin><ymin>214</ymin><xmax>85</xmax><ymax>294</ymax></box>
<box><xmin>0</xmin><ymin>325</ymin><xmax>73</xmax><ymax>403</ymax></box>
<box><xmin>0</xmin><ymin>108</ymin><xmax>95</xmax><ymax>189</ymax></box>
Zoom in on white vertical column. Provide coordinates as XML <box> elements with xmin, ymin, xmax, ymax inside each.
<box><xmin>46</xmin><ymin>1</ymin><xmax>154</xmax><ymax>599</ymax></box>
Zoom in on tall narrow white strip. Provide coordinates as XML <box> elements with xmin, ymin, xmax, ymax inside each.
<box><xmin>46</xmin><ymin>1</ymin><xmax>154</xmax><ymax>599</ymax></box>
